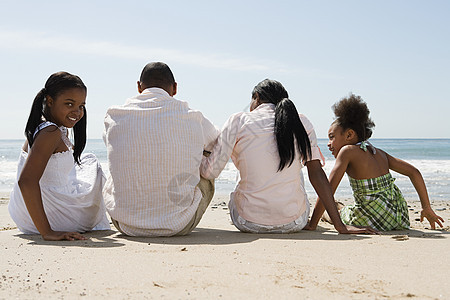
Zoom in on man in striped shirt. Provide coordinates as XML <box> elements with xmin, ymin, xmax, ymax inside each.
<box><xmin>103</xmin><ymin>62</ymin><xmax>219</xmax><ymax>236</ymax></box>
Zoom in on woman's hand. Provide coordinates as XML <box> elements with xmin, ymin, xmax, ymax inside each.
<box><xmin>303</xmin><ymin>222</ymin><xmax>317</xmax><ymax>231</ymax></box>
<box><xmin>42</xmin><ymin>230</ymin><xmax>87</xmax><ymax>241</ymax></box>
<box><xmin>420</xmin><ymin>208</ymin><xmax>444</xmax><ymax>229</ymax></box>
<box><xmin>304</xmin><ymin>221</ymin><xmax>378</xmax><ymax>234</ymax></box>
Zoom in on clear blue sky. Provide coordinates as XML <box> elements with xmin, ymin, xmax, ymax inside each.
<box><xmin>1</xmin><ymin>0</ymin><xmax>449</xmax><ymax>139</ymax></box>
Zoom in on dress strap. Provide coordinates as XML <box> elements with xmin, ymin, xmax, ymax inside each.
<box><xmin>33</xmin><ymin>121</ymin><xmax>58</xmax><ymax>138</ymax></box>
<box><xmin>356</xmin><ymin>140</ymin><xmax>376</xmax><ymax>154</ymax></box>
<box><xmin>33</xmin><ymin>121</ymin><xmax>73</xmax><ymax>150</ymax></box>
<box><xmin>59</xmin><ymin>127</ymin><xmax>73</xmax><ymax>150</ymax></box>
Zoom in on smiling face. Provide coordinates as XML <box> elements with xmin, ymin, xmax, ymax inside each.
<box><xmin>327</xmin><ymin>122</ymin><xmax>350</xmax><ymax>158</ymax></box>
<box><xmin>46</xmin><ymin>88</ymin><xmax>86</xmax><ymax>128</ymax></box>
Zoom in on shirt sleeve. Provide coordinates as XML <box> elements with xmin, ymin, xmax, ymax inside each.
<box><xmin>200</xmin><ymin>113</ymin><xmax>241</xmax><ymax>179</ymax></box>
<box><xmin>103</xmin><ymin>110</ymin><xmax>112</xmax><ymax>145</ymax></box>
<box><xmin>299</xmin><ymin>114</ymin><xmax>325</xmax><ymax>166</ymax></box>
<box><xmin>201</xmin><ymin>114</ymin><xmax>220</xmax><ymax>151</ymax></box>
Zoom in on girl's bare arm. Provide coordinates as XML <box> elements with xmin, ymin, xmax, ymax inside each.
<box><xmin>385</xmin><ymin>151</ymin><xmax>444</xmax><ymax>229</ymax></box>
<box><xmin>18</xmin><ymin>128</ymin><xmax>86</xmax><ymax>240</ymax></box>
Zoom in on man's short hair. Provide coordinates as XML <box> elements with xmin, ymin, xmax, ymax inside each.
<box><xmin>140</xmin><ymin>62</ymin><xmax>175</xmax><ymax>90</ymax></box>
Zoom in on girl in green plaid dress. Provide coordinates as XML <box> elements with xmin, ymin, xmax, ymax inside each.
<box><xmin>306</xmin><ymin>94</ymin><xmax>444</xmax><ymax>231</ymax></box>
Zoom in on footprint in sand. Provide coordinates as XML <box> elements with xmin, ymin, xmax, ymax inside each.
<box><xmin>391</xmin><ymin>235</ymin><xmax>409</xmax><ymax>241</ymax></box>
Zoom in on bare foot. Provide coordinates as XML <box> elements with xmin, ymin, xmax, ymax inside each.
<box><xmin>321</xmin><ymin>201</ymin><xmax>344</xmax><ymax>224</ymax></box>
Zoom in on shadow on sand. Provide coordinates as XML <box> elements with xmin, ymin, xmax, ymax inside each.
<box><xmin>16</xmin><ymin>229</ymin><xmax>125</xmax><ymax>248</ymax></box>
<box><xmin>14</xmin><ymin>225</ymin><xmax>448</xmax><ymax>247</ymax></box>
<box><xmin>116</xmin><ymin>225</ymin><xmax>376</xmax><ymax>246</ymax></box>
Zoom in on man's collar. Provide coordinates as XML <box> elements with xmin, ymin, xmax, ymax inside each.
<box><xmin>141</xmin><ymin>87</ymin><xmax>170</xmax><ymax>97</ymax></box>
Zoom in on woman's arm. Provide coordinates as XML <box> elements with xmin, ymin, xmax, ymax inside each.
<box><xmin>385</xmin><ymin>151</ymin><xmax>444</xmax><ymax>229</ymax></box>
<box><xmin>18</xmin><ymin>128</ymin><xmax>86</xmax><ymax>240</ymax></box>
<box><xmin>306</xmin><ymin>159</ymin><xmax>377</xmax><ymax>234</ymax></box>
<box><xmin>200</xmin><ymin>114</ymin><xmax>241</xmax><ymax>179</ymax></box>
<box><xmin>306</xmin><ymin>147</ymin><xmax>351</xmax><ymax>229</ymax></box>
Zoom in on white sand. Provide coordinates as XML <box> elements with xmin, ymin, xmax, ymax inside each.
<box><xmin>1</xmin><ymin>194</ymin><xmax>449</xmax><ymax>299</ymax></box>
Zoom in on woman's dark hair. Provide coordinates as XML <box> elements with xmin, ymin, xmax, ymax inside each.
<box><xmin>332</xmin><ymin>93</ymin><xmax>375</xmax><ymax>142</ymax></box>
<box><xmin>24</xmin><ymin>71</ymin><xmax>87</xmax><ymax>164</ymax></box>
<box><xmin>252</xmin><ymin>79</ymin><xmax>311</xmax><ymax>171</ymax></box>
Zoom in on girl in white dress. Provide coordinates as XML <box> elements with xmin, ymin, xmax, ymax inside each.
<box><xmin>8</xmin><ymin>72</ymin><xmax>110</xmax><ymax>241</ymax></box>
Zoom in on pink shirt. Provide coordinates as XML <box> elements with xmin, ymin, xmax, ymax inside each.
<box><xmin>200</xmin><ymin>103</ymin><xmax>324</xmax><ymax>226</ymax></box>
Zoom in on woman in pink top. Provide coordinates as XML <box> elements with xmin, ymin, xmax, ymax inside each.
<box><xmin>201</xmin><ymin>79</ymin><xmax>376</xmax><ymax>234</ymax></box>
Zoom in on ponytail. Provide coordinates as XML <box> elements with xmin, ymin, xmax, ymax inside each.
<box><xmin>252</xmin><ymin>79</ymin><xmax>312</xmax><ymax>172</ymax></box>
<box><xmin>24</xmin><ymin>72</ymin><xmax>87</xmax><ymax>165</ymax></box>
<box><xmin>72</xmin><ymin>109</ymin><xmax>87</xmax><ymax>165</ymax></box>
<box><xmin>24</xmin><ymin>88</ymin><xmax>47</xmax><ymax>147</ymax></box>
<box><xmin>275</xmin><ymin>99</ymin><xmax>311</xmax><ymax>171</ymax></box>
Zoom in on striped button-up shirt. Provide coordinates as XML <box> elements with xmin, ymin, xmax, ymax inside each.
<box><xmin>103</xmin><ymin>88</ymin><xmax>219</xmax><ymax>236</ymax></box>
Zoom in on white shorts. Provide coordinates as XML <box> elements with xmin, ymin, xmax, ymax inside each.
<box><xmin>229</xmin><ymin>199</ymin><xmax>310</xmax><ymax>234</ymax></box>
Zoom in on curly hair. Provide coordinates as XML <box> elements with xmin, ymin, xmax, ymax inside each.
<box><xmin>332</xmin><ymin>93</ymin><xmax>375</xmax><ymax>142</ymax></box>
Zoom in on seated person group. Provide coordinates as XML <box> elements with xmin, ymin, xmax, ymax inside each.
<box><xmin>8</xmin><ymin>62</ymin><xmax>443</xmax><ymax>240</ymax></box>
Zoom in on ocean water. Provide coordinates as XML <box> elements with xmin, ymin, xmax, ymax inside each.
<box><xmin>1</xmin><ymin>139</ymin><xmax>449</xmax><ymax>201</ymax></box>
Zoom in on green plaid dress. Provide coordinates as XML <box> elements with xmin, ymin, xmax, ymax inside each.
<box><xmin>340</xmin><ymin>173</ymin><xmax>410</xmax><ymax>231</ymax></box>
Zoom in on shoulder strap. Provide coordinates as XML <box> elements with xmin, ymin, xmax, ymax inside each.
<box><xmin>33</xmin><ymin>121</ymin><xmax>58</xmax><ymax>139</ymax></box>
<box><xmin>59</xmin><ymin>127</ymin><xmax>73</xmax><ymax>150</ymax></box>
<box><xmin>33</xmin><ymin>121</ymin><xmax>73</xmax><ymax>150</ymax></box>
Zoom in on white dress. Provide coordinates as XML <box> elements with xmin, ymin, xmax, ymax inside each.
<box><xmin>8</xmin><ymin>122</ymin><xmax>110</xmax><ymax>234</ymax></box>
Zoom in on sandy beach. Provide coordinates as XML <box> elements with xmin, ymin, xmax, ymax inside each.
<box><xmin>1</xmin><ymin>192</ymin><xmax>449</xmax><ymax>299</ymax></box>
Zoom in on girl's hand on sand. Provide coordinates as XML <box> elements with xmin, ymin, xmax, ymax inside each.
<box><xmin>420</xmin><ymin>208</ymin><xmax>444</xmax><ymax>229</ymax></box>
<box><xmin>338</xmin><ymin>225</ymin><xmax>379</xmax><ymax>235</ymax></box>
<box><xmin>42</xmin><ymin>230</ymin><xmax>87</xmax><ymax>241</ymax></box>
